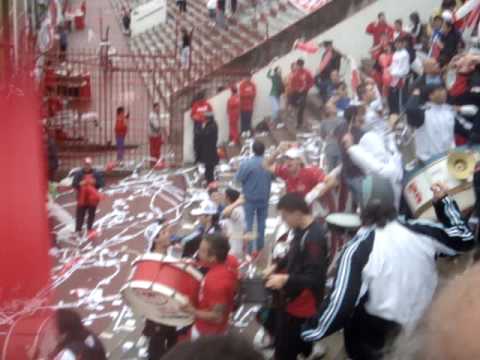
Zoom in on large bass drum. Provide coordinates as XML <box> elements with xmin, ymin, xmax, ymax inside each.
<box><xmin>404</xmin><ymin>148</ymin><xmax>478</xmax><ymax>219</ymax></box>
<box><xmin>122</xmin><ymin>253</ymin><xmax>203</xmax><ymax>327</ymax></box>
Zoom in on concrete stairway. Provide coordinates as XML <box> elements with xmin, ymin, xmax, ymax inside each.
<box><xmin>108</xmin><ymin>0</ymin><xmax>309</xmax><ymax>111</ymax></box>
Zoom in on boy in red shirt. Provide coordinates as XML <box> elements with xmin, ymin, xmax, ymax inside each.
<box><xmin>290</xmin><ymin>59</ymin><xmax>314</xmax><ymax>129</ymax></box>
<box><xmin>183</xmin><ymin>233</ymin><xmax>238</xmax><ymax>338</ymax></box>
<box><xmin>366</xmin><ymin>12</ymin><xmax>393</xmax><ymax>45</ymax></box>
<box><xmin>191</xmin><ymin>95</ymin><xmax>213</xmax><ymax>163</ymax></box>
<box><xmin>227</xmin><ymin>86</ymin><xmax>241</xmax><ymax>145</ymax></box>
<box><xmin>239</xmin><ymin>75</ymin><xmax>256</xmax><ymax>137</ymax></box>
<box><xmin>115</xmin><ymin>106</ymin><xmax>128</xmax><ymax>162</ymax></box>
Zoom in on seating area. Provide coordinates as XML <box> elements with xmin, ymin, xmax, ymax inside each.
<box><xmin>108</xmin><ymin>0</ymin><xmax>306</xmax><ymax>108</ymax></box>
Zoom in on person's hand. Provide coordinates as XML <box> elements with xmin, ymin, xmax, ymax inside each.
<box><xmin>412</xmin><ymin>88</ymin><xmax>421</xmax><ymax>96</ymax></box>
<box><xmin>342</xmin><ymin>133</ymin><xmax>354</xmax><ymax>149</ymax></box>
<box><xmin>278</xmin><ymin>141</ymin><xmax>292</xmax><ymax>152</ymax></box>
<box><xmin>180</xmin><ymin>301</ymin><xmax>196</xmax><ymax>315</ymax></box>
<box><xmin>265</xmin><ymin>274</ymin><xmax>289</xmax><ymax>290</ymax></box>
<box><xmin>262</xmin><ymin>264</ymin><xmax>277</xmax><ymax>279</ymax></box>
<box><xmin>243</xmin><ymin>232</ymin><xmax>256</xmax><ymax>243</ymax></box>
<box><xmin>431</xmin><ymin>182</ymin><xmax>448</xmax><ymax>202</ymax></box>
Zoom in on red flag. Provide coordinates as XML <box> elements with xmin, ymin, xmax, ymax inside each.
<box><xmin>0</xmin><ymin>71</ymin><xmax>53</xmax><ymax>357</ymax></box>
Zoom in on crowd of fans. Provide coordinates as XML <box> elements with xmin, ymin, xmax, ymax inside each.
<box><xmin>41</xmin><ymin>0</ymin><xmax>480</xmax><ymax>359</ymax></box>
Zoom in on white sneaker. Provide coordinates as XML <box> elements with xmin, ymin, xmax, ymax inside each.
<box><xmin>309</xmin><ymin>342</ymin><xmax>327</xmax><ymax>359</ymax></box>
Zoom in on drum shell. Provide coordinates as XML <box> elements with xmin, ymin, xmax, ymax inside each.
<box><xmin>238</xmin><ymin>278</ymin><xmax>273</xmax><ymax>305</ymax></box>
<box><xmin>122</xmin><ymin>254</ymin><xmax>203</xmax><ymax>327</ymax></box>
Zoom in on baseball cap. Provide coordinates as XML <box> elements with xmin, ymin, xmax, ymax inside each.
<box><xmin>191</xmin><ymin>200</ymin><xmax>218</xmax><ymax>216</ymax></box>
<box><xmin>442</xmin><ymin>10</ymin><xmax>454</xmax><ymax>24</ymax></box>
<box><xmin>284</xmin><ymin>147</ymin><xmax>305</xmax><ymax>160</ymax></box>
<box><xmin>84</xmin><ymin>157</ymin><xmax>93</xmax><ymax>165</ymax></box>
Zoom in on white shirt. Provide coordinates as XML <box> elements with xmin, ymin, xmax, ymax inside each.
<box><xmin>414</xmin><ymin>103</ymin><xmax>455</xmax><ymax>162</ymax></box>
<box><xmin>389</xmin><ymin>49</ymin><xmax>410</xmax><ymax>86</ymax></box>
<box><xmin>222</xmin><ymin>206</ymin><xmax>246</xmax><ymax>259</ymax></box>
<box><xmin>363</xmin><ymin>220</ymin><xmax>448</xmax><ymax>329</ymax></box>
<box><xmin>148</xmin><ymin>111</ymin><xmax>168</xmax><ymax>137</ymax></box>
<box><xmin>207</xmin><ymin>0</ymin><xmax>217</xmax><ymax>10</ymax></box>
<box><xmin>348</xmin><ymin>130</ymin><xmax>403</xmax><ymax>207</ymax></box>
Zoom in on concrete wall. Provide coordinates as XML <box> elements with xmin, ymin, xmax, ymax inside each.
<box><xmin>183</xmin><ymin>0</ymin><xmax>441</xmax><ymax>163</ymax></box>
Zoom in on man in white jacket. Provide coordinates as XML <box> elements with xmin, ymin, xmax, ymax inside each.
<box><xmin>342</xmin><ymin>104</ymin><xmax>403</xmax><ymax>208</ymax></box>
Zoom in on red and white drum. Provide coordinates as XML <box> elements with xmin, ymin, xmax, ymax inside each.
<box><xmin>1</xmin><ymin>309</ymin><xmax>58</xmax><ymax>360</ymax></box>
<box><xmin>121</xmin><ymin>253</ymin><xmax>203</xmax><ymax>327</ymax></box>
<box><xmin>404</xmin><ymin>149</ymin><xmax>478</xmax><ymax>219</ymax></box>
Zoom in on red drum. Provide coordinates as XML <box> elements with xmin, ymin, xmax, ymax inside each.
<box><xmin>1</xmin><ymin>309</ymin><xmax>58</xmax><ymax>360</ymax></box>
<box><xmin>122</xmin><ymin>253</ymin><xmax>203</xmax><ymax>327</ymax></box>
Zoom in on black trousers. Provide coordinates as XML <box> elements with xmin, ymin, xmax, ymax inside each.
<box><xmin>344</xmin><ymin>306</ymin><xmax>401</xmax><ymax>360</ymax></box>
<box><xmin>193</xmin><ymin>122</ymin><xmax>202</xmax><ymax>163</ymax></box>
<box><xmin>146</xmin><ymin>323</ymin><xmax>177</xmax><ymax>360</ymax></box>
<box><xmin>75</xmin><ymin>206</ymin><xmax>97</xmax><ymax>233</ymax></box>
<box><xmin>240</xmin><ymin>111</ymin><xmax>253</xmax><ymax>134</ymax></box>
<box><xmin>274</xmin><ymin>311</ymin><xmax>312</xmax><ymax>360</ymax></box>
<box><xmin>205</xmin><ymin>163</ymin><xmax>215</xmax><ymax>184</ymax></box>
<box><xmin>388</xmin><ymin>85</ymin><xmax>407</xmax><ymax>115</ymax></box>
<box><xmin>231</xmin><ymin>0</ymin><xmax>237</xmax><ymax>13</ymax></box>
<box><xmin>293</xmin><ymin>91</ymin><xmax>307</xmax><ymax>128</ymax></box>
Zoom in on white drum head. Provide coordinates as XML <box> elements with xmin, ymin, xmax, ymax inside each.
<box><xmin>326</xmin><ymin>213</ymin><xmax>361</xmax><ymax>229</ymax></box>
<box><xmin>121</xmin><ymin>281</ymin><xmax>194</xmax><ymax>327</ymax></box>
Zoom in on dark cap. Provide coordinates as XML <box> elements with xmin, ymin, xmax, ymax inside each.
<box><xmin>361</xmin><ymin>175</ymin><xmax>394</xmax><ymax>210</ymax></box>
<box><xmin>422</xmin><ymin>83</ymin><xmax>445</xmax><ymax>100</ymax></box>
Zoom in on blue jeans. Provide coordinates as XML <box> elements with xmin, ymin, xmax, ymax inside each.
<box><xmin>270</xmin><ymin>96</ymin><xmax>280</xmax><ymax>122</ymax></box>
<box><xmin>244</xmin><ymin>201</ymin><xmax>268</xmax><ymax>253</ymax></box>
<box><xmin>116</xmin><ymin>135</ymin><xmax>125</xmax><ymax>161</ymax></box>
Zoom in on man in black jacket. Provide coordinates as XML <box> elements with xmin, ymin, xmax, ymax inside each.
<box><xmin>199</xmin><ymin>113</ymin><xmax>219</xmax><ymax>185</ymax></box>
<box><xmin>265</xmin><ymin>193</ymin><xmax>328</xmax><ymax>360</ymax></box>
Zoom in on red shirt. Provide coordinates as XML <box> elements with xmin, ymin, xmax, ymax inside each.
<box><xmin>227</xmin><ymin>94</ymin><xmax>240</xmax><ymax>121</ymax></box>
<box><xmin>115</xmin><ymin>114</ymin><xmax>128</xmax><ymax>137</ymax></box>
<box><xmin>191</xmin><ymin>100</ymin><xmax>212</xmax><ymax>124</ymax></box>
<box><xmin>275</xmin><ymin>165</ymin><xmax>325</xmax><ymax>197</ymax></box>
<box><xmin>239</xmin><ymin>80</ymin><xmax>256</xmax><ymax>112</ymax></box>
<box><xmin>195</xmin><ymin>262</ymin><xmax>238</xmax><ymax>335</ymax></box>
<box><xmin>290</xmin><ymin>68</ymin><xmax>314</xmax><ymax>93</ymax></box>
<box><xmin>287</xmin><ymin>289</ymin><xmax>317</xmax><ymax>318</ymax></box>
<box><xmin>366</xmin><ymin>21</ymin><xmax>393</xmax><ymax>45</ymax></box>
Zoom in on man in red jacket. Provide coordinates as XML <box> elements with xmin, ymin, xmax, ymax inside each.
<box><xmin>72</xmin><ymin>158</ymin><xmax>105</xmax><ymax>239</ymax></box>
<box><xmin>239</xmin><ymin>75</ymin><xmax>256</xmax><ymax>137</ymax></box>
<box><xmin>191</xmin><ymin>94</ymin><xmax>213</xmax><ymax>163</ymax></box>
<box><xmin>114</xmin><ymin>106</ymin><xmax>128</xmax><ymax>162</ymax></box>
<box><xmin>227</xmin><ymin>86</ymin><xmax>240</xmax><ymax>145</ymax></box>
<box><xmin>290</xmin><ymin>59</ymin><xmax>314</xmax><ymax>129</ymax></box>
<box><xmin>366</xmin><ymin>12</ymin><xmax>393</xmax><ymax>46</ymax></box>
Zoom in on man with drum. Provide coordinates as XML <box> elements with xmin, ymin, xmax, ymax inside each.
<box><xmin>301</xmin><ymin>177</ymin><xmax>475</xmax><ymax>360</ymax></box>
<box><xmin>264</xmin><ymin>193</ymin><xmax>328</xmax><ymax>360</ymax></box>
<box><xmin>143</xmin><ymin>225</ymin><xmax>179</xmax><ymax>360</ymax></box>
<box><xmin>182</xmin><ymin>233</ymin><xmax>238</xmax><ymax>338</ymax></box>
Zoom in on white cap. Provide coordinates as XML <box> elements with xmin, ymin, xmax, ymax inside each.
<box><xmin>284</xmin><ymin>147</ymin><xmax>305</xmax><ymax>160</ymax></box>
<box><xmin>84</xmin><ymin>157</ymin><xmax>93</xmax><ymax>165</ymax></box>
<box><xmin>191</xmin><ymin>200</ymin><xmax>218</xmax><ymax>216</ymax></box>
<box><xmin>442</xmin><ymin>10</ymin><xmax>454</xmax><ymax>23</ymax></box>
